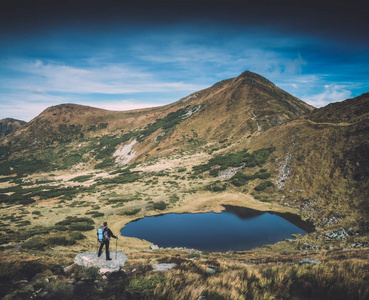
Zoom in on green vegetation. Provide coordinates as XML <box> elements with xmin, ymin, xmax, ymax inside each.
<box><xmin>95</xmin><ymin>169</ymin><xmax>142</xmax><ymax>185</ymax></box>
<box><xmin>230</xmin><ymin>171</ymin><xmax>271</xmax><ymax>186</ymax></box>
<box><xmin>85</xmin><ymin>211</ymin><xmax>105</xmax><ymax>218</ymax></box>
<box><xmin>122</xmin><ymin>208</ymin><xmax>141</xmax><ymax>216</ymax></box>
<box><xmin>205</xmin><ymin>181</ymin><xmax>227</xmax><ymax>192</ymax></box>
<box><xmin>193</xmin><ymin>147</ymin><xmax>276</xmax><ymax>174</ymax></box>
<box><xmin>69</xmin><ymin>174</ymin><xmax>94</xmax><ymax>182</ymax></box>
<box><xmin>254</xmin><ymin>181</ymin><xmax>274</xmax><ymax>191</ymax></box>
<box><xmin>55</xmin><ymin>216</ymin><xmax>94</xmax><ymax>232</ymax></box>
<box><xmin>153</xmin><ymin>201</ymin><xmax>167</xmax><ymax>210</ymax></box>
<box><xmin>138</xmin><ymin>106</ymin><xmax>200</xmax><ymax>141</ymax></box>
<box><xmin>169</xmin><ymin>194</ymin><xmax>180</xmax><ymax>203</ymax></box>
<box><xmin>127</xmin><ymin>273</ymin><xmax>166</xmax><ymax>298</ymax></box>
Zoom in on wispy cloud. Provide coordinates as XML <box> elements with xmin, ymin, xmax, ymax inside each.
<box><xmin>303</xmin><ymin>84</ymin><xmax>352</xmax><ymax>107</ymax></box>
<box><xmin>3</xmin><ymin>59</ymin><xmax>206</xmax><ymax>95</ymax></box>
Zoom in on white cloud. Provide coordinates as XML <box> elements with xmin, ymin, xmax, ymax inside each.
<box><xmin>303</xmin><ymin>84</ymin><xmax>352</xmax><ymax>107</ymax></box>
<box><xmin>3</xmin><ymin>59</ymin><xmax>206</xmax><ymax>95</ymax></box>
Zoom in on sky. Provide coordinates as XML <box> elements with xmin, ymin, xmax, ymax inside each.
<box><xmin>1</xmin><ymin>0</ymin><xmax>368</xmax><ymax>122</ymax></box>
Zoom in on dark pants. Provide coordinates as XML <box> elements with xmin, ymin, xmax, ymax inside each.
<box><xmin>98</xmin><ymin>240</ymin><xmax>110</xmax><ymax>259</ymax></box>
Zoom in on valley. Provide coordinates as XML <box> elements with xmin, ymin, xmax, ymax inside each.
<box><xmin>0</xmin><ymin>72</ymin><xmax>368</xmax><ymax>299</ymax></box>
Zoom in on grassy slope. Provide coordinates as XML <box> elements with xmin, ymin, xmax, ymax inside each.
<box><xmin>0</xmin><ymin>77</ymin><xmax>368</xmax><ymax>299</ymax></box>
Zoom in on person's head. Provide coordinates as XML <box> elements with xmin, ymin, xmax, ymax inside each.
<box><xmin>103</xmin><ymin>222</ymin><xmax>107</xmax><ymax>226</ymax></box>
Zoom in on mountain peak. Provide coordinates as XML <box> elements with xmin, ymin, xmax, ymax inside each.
<box><xmin>237</xmin><ymin>71</ymin><xmax>275</xmax><ymax>87</ymax></box>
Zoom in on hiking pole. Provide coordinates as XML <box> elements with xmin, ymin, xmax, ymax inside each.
<box><xmin>116</xmin><ymin>238</ymin><xmax>118</xmax><ymax>260</ymax></box>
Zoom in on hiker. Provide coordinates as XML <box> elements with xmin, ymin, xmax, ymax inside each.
<box><xmin>97</xmin><ymin>221</ymin><xmax>118</xmax><ymax>260</ymax></box>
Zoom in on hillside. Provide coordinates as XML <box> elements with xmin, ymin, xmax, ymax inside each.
<box><xmin>247</xmin><ymin>92</ymin><xmax>369</xmax><ymax>227</ymax></box>
<box><xmin>0</xmin><ymin>118</ymin><xmax>26</xmax><ymax>138</ymax></box>
<box><xmin>0</xmin><ymin>71</ymin><xmax>312</xmax><ymax>175</ymax></box>
<box><xmin>0</xmin><ymin>72</ymin><xmax>369</xmax><ymax>299</ymax></box>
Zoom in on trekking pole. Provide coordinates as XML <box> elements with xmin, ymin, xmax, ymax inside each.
<box><xmin>116</xmin><ymin>238</ymin><xmax>118</xmax><ymax>260</ymax></box>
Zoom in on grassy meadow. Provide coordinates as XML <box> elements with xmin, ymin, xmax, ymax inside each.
<box><xmin>0</xmin><ymin>145</ymin><xmax>368</xmax><ymax>299</ymax></box>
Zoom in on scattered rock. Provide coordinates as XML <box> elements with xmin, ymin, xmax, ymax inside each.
<box><xmin>74</xmin><ymin>251</ymin><xmax>128</xmax><ymax>273</ymax></box>
<box><xmin>276</xmin><ymin>153</ymin><xmax>292</xmax><ymax>188</ymax></box>
<box><xmin>152</xmin><ymin>263</ymin><xmax>177</xmax><ymax>272</ymax></box>
<box><xmin>150</xmin><ymin>245</ymin><xmax>159</xmax><ymax>250</ymax></box>
<box><xmin>303</xmin><ymin>243</ymin><xmax>319</xmax><ymax>250</ymax></box>
<box><xmin>206</xmin><ymin>266</ymin><xmax>217</xmax><ymax>275</ymax></box>
<box><xmin>350</xmin><ymin>242</ymin><xmax>369</xmax><ymax>249</ymax></box>
<box><xmin>299</xmin><ymin>259</ymin><xmax>320</xmax><ymax>265</ymax></box>
<box><xmin>39</xmin><ymin>291</ymin><xmax>49</xmax><ymax>298</ymax></box>
<box><xmin>218</xmin><ymin>167</ymin><xmax>242</xmax><ymax>179</ymax></box>
<box><xmin>323</xmin><ymin>229</ymin><xmax>349</xmax><ymax>240</ymax></box>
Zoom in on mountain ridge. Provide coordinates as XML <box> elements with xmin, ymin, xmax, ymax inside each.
<box><xmin>0</xmin><ymin>71</ymin><xmax>368</xmax><ymax>224</ymax></box>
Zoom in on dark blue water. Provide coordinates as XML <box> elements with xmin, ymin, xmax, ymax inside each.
<box><xmin>120</xmin><ymin>208</ymin><xmax>309</xmax><ymax>252</ymax></box>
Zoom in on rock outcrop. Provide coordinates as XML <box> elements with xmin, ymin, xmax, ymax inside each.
<box><xmin>74</xmin><ymin>251</ymin><xmax>128</xmax><ymax>273</ymax></box>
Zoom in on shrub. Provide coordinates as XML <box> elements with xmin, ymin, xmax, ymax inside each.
<box><xmin>69</xmin><ymin>175</ymin><xmax>94</xmax><ymax>182</ymax></box>
<box><xmin>128</xmin><ymin>273</ymin><xmax>167</xmax><ymax>298</ymax></box>
<box><xmin>254</xmin><ymin>181</ymin><xmax>274</xmax><ymax>191</ymax></box>
<box><xmin>123</xmin><ymin>208</ymin><xmax>141</xmax><ymax>215</ymax></box>
<box><xmin>153</xmin><ymin>201</ymin><xmax>167</xmax><ymax>210</ymax></box>
<box><xmin>69</xmin><ymin>223</ymin><xmax>94</xmax><ymax>231</ymax></box>
<box><xmin>52</xmin><ymin>225</ymin><xmax>68</xmax><ymax>231</ymax></box>
<box><xmin>230</xmin><ymin>172</ymin><xmax>251</xmax><ymax>186</ymax></box>
<box><xmin>45</xmin><ymin>236</ymin><xmax>72</xmax><ymax>246</ymax></box>
<box><xmin>205</xmin><ymin>182</ymin><xmax>227</xmax><ymax>192</ymax></box>
<box><xmin>85</xmin><ymin>211</ymin><xmax>105</xmax><ymax>218</ymax></box>
<box><xmin>255</xmin><ymin>172</ymin><xmax>271</xmax><ymax>179</ymax></box>
<box><xmin>55</xmin><ymin>216</ymin><xmax>94</xmax><ymax>226</ymax></box>
<box><xmin>21</xmin><ymin>237</ymin><xmax>46</xmax><ymax>250</ymax></box>
<box><xmin>69</xmin><ymin>231</ymin><xmax>86</xmax><ymax>240</ymax></box>
<box><xmin>209</xmin><ymin>169</ymin><xmax>219</xmax><ymax>177</ymax></box>
<box><xmin>169</xmin><ymin>194</ymin><xmax>180</xmax><ymax>203</ymax></box>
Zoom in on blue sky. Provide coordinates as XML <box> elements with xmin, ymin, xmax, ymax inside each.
<box><xmin>1</xmin><ymin>1</ymin><xmax>368</xmax><ymax>121</ymax></box>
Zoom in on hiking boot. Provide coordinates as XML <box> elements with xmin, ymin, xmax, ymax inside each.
<box><xmin>106</xmin><ymin>258</ymin><xmax>112</xmax><ymax>261</ymax></box>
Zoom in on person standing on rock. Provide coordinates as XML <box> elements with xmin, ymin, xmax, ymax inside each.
<box><xmin>97</xmin><ymin>221</ymin><xmax>118</xmax><ymax>260</ymax></box>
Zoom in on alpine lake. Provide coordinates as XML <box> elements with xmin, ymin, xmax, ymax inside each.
<box><xmin>120</xmin><ymin>205</ymin><xmax>314</xmax><ymax>252</ymax></box>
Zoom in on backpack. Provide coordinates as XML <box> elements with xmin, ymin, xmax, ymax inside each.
<box><xmin>97</xmin><ymin>226</ymin><xmax>107</xmax><ymax>242</ymax></box>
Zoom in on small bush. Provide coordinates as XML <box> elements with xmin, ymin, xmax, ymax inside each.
<box><xmin>45</xmin><ymin>236</ymin><xmax>72</xmax><ymax>246</ymax></box>
<box><xmin>69</xmin><ymin>223</ymin><xmax>94</xmax><ymax>231</ymax></box>
<box><xmin>128</xmin><ymin>273</ymin><xmax>167</xmax><ymax>298</ymax></box>
<box><xmin>255</xmin><ymin>172</ymin><xmax>271</xmax><ymax>179</ymax></box>
<box><xmin>21</xmin><ymin>237</ymin><xmax>46</xmax><ymax>250</ymax></box>
<box><xmin>85</xmin><ymin>211</ymin><xmax>105</xmax><ymax>218</ymax></box>
<box><xmin>153</xmin><ymin>201</ymin><xmax>167</xmax><ymax>210</ymax></box>
<box><xmin>209</xmin><ymin>169</ymin><xmax>219</xmax><ymax>177</ymax></box>
<box><xmin>52</xmin><ymin>225</ymin><xmax>68</xmax><ymax>231</ymax></box>
<box><xmin>169</xmin><ymin>194</ymin><xmax>180</xmax><ymax>203</ymax></box>
<box><xmin>69</xmin><ymin>231</ymin><xmax>86</xmax><ymax>240</ymax></box>
<box><xmin>206</xmin><ymin>181</ymin><xmax>227</xmax><ymax>192</ymax></box>
<box><xmin>123</xmin><ymin>208</ymin><xmax>141</xmax><ymax>215</ymax></box>
<box><xmin>55</xmin><ymin>216</ymin><xmax>94</xmax><ymax>226</ymax></box>
<box><xmin>254</xmin><ymin>181</ymin><xmax>274</xmax><ymax>191</ymax></box>
<box><xmin>69</xmin><ymin>175</ymin><xmax>94</xmax><ymax>182</ymax></box>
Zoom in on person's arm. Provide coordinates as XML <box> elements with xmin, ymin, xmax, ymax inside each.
<box><xmin>108</xmin><ymin>228</ymin><xmax>118</xmax><ymax>239</ymax></box>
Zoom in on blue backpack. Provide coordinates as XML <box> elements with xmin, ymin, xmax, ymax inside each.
<box><xmin>97</xmin><ymin>226</ymin><xmax>107</xmax><ymax>242</ymax></box>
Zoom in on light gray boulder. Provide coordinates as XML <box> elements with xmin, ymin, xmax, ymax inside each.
<box><xmin>152</xmin><ymin>263</ymin><xmax>177</xmax><ymax>272</ymax></box>
<box><xmin>299</xmin><ymin>259</ymin><xmax>320</xmax><ymax>265</ymax></box>
<box><xmin>74</xmin><ymin>251</ymin><xmax>128</xmax><ymax>274</ymax></box>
